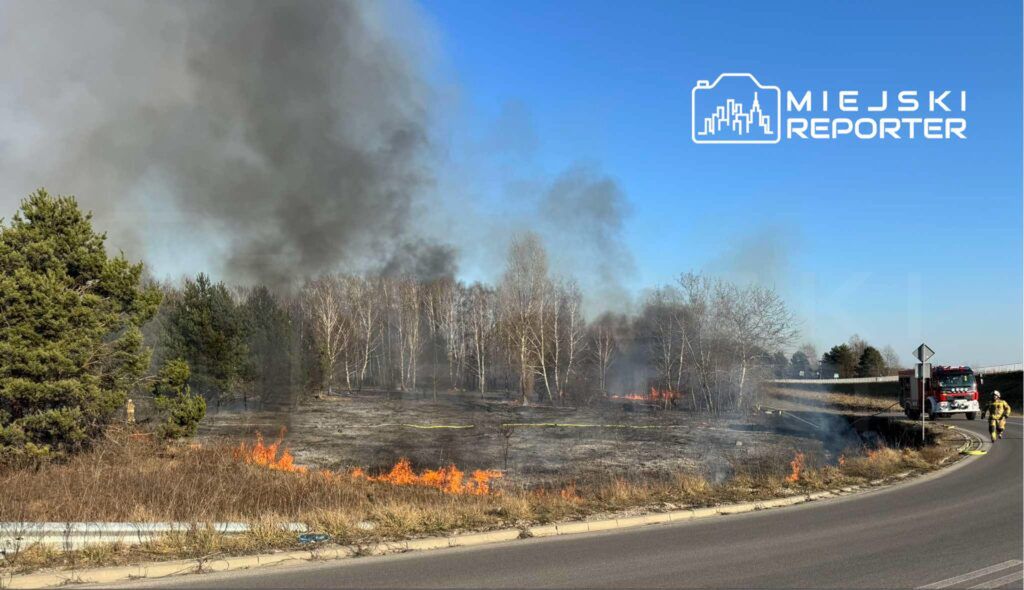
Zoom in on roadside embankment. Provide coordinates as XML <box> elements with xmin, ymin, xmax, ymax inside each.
<box><xmin>0</xmin><ymin>412</ymin><xmax>974</xmax><ymax>586</ymax></box>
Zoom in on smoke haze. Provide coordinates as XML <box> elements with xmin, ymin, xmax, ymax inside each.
<box><xmin>1</xmin><ymin>0</ymin><xmax>438</xmax><ymax>288</ymax></box>
<box><xmin>0</xmin><ymin>0</ymin><xmax>634</xmax><ymax>305</ymax></box>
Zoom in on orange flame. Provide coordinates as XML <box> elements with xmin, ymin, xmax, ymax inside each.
<box><xmin>233</xmin><ymin>429</ymin><xmax>307</xmax><ymax>474</ymax></box>
<box><xmin>234</xmin><ymin>433</ymin><xmax>502</xmax><ymax>495</ymax></box>
<box><xmin>838</xmin><ymin>454</ymin><xmax>846</xmax><ymax>467</ymax></box>
<box><xmin>786</xmin><ymin>452</ymin><xmax>805</xmax><ymax>483</ymax></box>
<box><xmin>350</xmin><ymin>458</ymin><xmax>503</xmax><ymax>495</ymax></box>
<box><xmin>610</xmin><ymin>387</ymin><xmax>682</xmax><ymax>402</ymax></box>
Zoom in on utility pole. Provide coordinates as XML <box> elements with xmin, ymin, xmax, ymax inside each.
<box><xmin>913</xmin><ymin>343</ymin><xmax>934</xmax><ymax>443</ymax></box>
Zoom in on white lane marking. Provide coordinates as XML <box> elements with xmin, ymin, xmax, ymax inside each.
<box><xmin>918</xmin><ymin>560</ymin><xmax>1023</xmax><ymax>588</ymax></box>
<box><xmin>967</xmin><ymin>569</ymin><xmax>1024</xmax><ymax>589</ymax></box>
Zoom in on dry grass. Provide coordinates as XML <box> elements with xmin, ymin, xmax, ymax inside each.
<box><xmin>0</xmin><ymin>429</ymin><xmax>958</xmax><ymax>576</ymax></box>
<box><xmin>767</xmin><ymin>386</ymin><xmax>898</xmax><ymax>413</ymax></box>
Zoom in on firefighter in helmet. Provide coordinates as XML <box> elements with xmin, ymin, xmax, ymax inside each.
<box><xmin>981</xmin><ymin>391</ymin><xmax>1011</xmax><ymax>442</ymax></box>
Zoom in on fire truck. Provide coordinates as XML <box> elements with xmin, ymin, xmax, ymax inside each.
<box><xmin>898</xmin><ymin>365</ymin><xmax>980</xmax><ymax>420</ymax></box>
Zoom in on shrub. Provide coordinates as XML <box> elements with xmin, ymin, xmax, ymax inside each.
<box><xmin>152</xmin><ymin>360</ymin><xmax>206</xmax><ymax>439</ymax></box>
<box><xmin>0</xmin><ymin>190</ymin><xmax>160</xmax><ymax>463</ymax></box>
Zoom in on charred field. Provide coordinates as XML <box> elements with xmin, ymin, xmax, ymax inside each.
<box><xmin>199</xmin><ymin>390</ymin><xmax>869</xmax><ymax>488</ymax></box>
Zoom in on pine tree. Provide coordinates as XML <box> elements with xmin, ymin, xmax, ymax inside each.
<box><xmin>240</xmin><ymin>285</ymin><xmax>293</xmax><ymax>408</ymax></box>
<box><xmin>0</xmin><ymin>189</ymin><xmax>161</xmax><ymax>462</ymax></box>
<box><xmin>789</xmin><ymin>350</ymin><xmax>812</xmax><ymax>377</ymax></box>
<box><xmin>821</xmin><ymin>344</ymin><xmax>857</xmax><ymax>378</ymax></box>
<box><xmin>162</xmin><ymin>273</ymin><xmax>249</xmax><ymax>403</ymax></box>
<box><xmin>856</xmin><ymin>346</ymin><xmax>887</xmax><ymax>377</ymax></box>
<box><xmin>152</xmin><ymin>359</ymin><xmax>206</xmax><ymax>439</ymax></box>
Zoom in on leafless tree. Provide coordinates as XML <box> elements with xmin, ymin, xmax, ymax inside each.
<box><xmin>466</xmin><ymin>283</ymin><xmax>497</xmax><ymax>394</ymax></box>
<box><xmin>847</xmin><ymin>334</ymin><xmax>869</xmax><ymax>365</ymax></box>
<box><xmin>881</xmin><ymin>345</ymin><xmax>903</xmax><ymax>374</ymax></box>
<box><xmin>590</xmin><ymin>312</ymin><xmax>619</xmax><ymax>395</ymax></box>
<box><xmin>553</xmin><ymin>280</ymin><xmax>586</xmax><ymax>402</ymax></box>
<box><xmin>301</xmin><ymin>275</ymin><xmax>352</xmax><ymax>394</ymax></box>
<box><xmin>498</xmin><ymin>232</ymin><xmax>550</xmax><ymax>404</ymax></box>
<box><xmin>715</xmin><ymin>280</ymin><xmax>798</xmax><ymax>408</ymax></box>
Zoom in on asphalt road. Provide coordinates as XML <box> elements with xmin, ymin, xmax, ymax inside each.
<box><xmin>134</xmin><ymin>419</ymin><xmax>1023</xmax><ymax>589</ymax></box>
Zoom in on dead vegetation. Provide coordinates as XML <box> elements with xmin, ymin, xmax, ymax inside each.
<box><xmin>766</xmin><ymin>385</ymin><xmax>897</xmax><ymax>413</ymax></box>
<box><xmin>1</xmin><ymin>427</ymin><xmax>958</xmax><ymax>576</ymax></box>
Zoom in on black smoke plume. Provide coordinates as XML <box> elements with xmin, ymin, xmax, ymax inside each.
<box><xmin>0</xmin><ymin>0</ymin><xmax>436</xmax><ymax>288</ymax></box>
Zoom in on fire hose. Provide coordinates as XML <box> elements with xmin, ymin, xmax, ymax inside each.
<box><xmin>360</xmin><ymin>423</ymin><xmax>684</xmax><ymax>430</ymax></box>
<box><xmin>499</xmin><ymin>423</ymin><xmax>683</xmax><ymax>429</ymax></box>
<box><xmin>364</xmin><ymin>423</ymin><xmax>476</xmax><ymax>429</ymax></box>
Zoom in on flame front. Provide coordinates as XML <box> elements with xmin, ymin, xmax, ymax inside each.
<box><xmin>233</xmin><ymin>429</ymin><xmax>307</xmax><ymax>473</ymax></box>
<box><xmin>786</xmin><ymin>451</ymin><xmax>805</xmax><ymax>483</ymax></box>
<box><xmin>351</xmin><ymin>458</ymin><xmax>503</xmax><ymax>495</ymax></box>
<box><xmin>233</xmin><ymin>433</ymin><xmax>501</xmax><ymax>494</ymax></box>
<box><xmin>610</xmin><ymin>387</ymin><xmax>682</xmax><ymax>402</ymax></box>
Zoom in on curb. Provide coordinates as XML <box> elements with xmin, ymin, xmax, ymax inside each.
<box><xmin>0</xmin><ymin>490</ymin><xmax>855</xmax><ymax>589</ymax></box>
<box><xmin>3</xmin><ymin>432</ymin><xmax>982</xmax><ymax>589</ymax></box>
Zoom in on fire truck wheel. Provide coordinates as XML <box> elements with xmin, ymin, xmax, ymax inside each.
<box><xmin>966</xmin><ymin>412</ymin><xmax>978</xmax><ymax>420</ymax></box>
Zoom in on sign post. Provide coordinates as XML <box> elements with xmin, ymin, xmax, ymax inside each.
<box><xmin>913</xmin><ymin>343</ymin><xmax>935</xmax><ymax>443</ymax></box>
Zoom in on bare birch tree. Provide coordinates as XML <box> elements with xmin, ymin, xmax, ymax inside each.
<box><xmin>466</xmin><ymin>283</ymin><xmax>496</xmax><ymax>394</ymax></box>
<box><xmin>498</xmin><ymin>232</ymin><xmax>549</xmax><ymax>404</ymax></box>
<box><xmin>301</xmin><ymin>275</ymin><xmax>351</xmax><ymax>394</ymax></box>
<box><xmin>590</xmin><ymin>312</ymin><xmax>619</xmax><ymax>395</ymax></box>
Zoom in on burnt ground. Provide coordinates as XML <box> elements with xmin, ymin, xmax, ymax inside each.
<box><xmin>198</xmin><ymin>390</ymin><xmax>865</xmax><ymax>487</ymax></box>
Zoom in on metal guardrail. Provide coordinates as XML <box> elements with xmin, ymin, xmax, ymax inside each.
<box><xmin>771</xmin><ymin>363</ymin><xmax>1022</xmax><ymax>385</ymax></box>
<box><xmin>974</xmin><ymin>363</ymin><xmax>1023</xmax><ymax>375</ymax></box>
<box><xmin>773</xmin><ymin>375</ymin><xmax>897</xmax><ymax>385</ymax></box>
<box><xmin>0</xmin><ymin>522</ymin><xmax>308</xmax><ymax>552</ymax></box>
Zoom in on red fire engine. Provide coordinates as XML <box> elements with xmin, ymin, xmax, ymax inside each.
<box><xmin>898</xmin><ymin>365</ymin><xmax>980</xmax><ymax>420</ymax></box>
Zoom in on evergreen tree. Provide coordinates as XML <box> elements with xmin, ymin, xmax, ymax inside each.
<box><xmin>770</xmin><ymin>351</ymin><xmax>789</xmax><ymax>378</ymax></box>
<box><xmin>856</xmin><ymin>346</ymin><xmax>887</xmax><ymax>377</ymax></box>
<box><xmin>821</xmin><ymin>344</ymin><xmax>857</xmax><ymax>378</ymax></box>
<box><xmin>789</xmin><ymin>350</ymin><xmax>812</xmax><ymax>377</ymax></box>
<box><xmin>0</xmin><ymin>190</ymin><xmax>161</xmax><ymax>462</ymax></box>
<box><xmin>240</xmin><ymin>286</ymin><xmax>293</xmax><ymax>408</ymax></box>
<box><xmin>163</xmin><ymin>274</ymin><xmax>249</xmax><ymax>403</ymax></box>
<box><xmin>152</xmin><ymin>359</ymin><xmax>206</xmax><ymax>439</ymax></box>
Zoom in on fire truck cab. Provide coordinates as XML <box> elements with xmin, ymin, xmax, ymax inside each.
<box><xmin>898</xmin><ymin>365</ymin><xmax>980</xmax><ymax>420</ymax></box>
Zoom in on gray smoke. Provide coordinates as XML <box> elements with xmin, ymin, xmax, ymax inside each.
<box><xmin>708</xmin><ymin>225</ymin><xmax>794</xmax><ymax>286</ymax></box>
<box><xmin>0</xmin><ymin>0</ymin><xmax>437</xmax><ymax>288</ymax></box>
<box><xmin>539</xmin><ymin>165</ymin><xmax>636</xmax><ymax>314</ymax></box>
<box><xmin>379</xmin><ymin>240</ymin><xmax>458</xmax><ymax>282</ymax></box>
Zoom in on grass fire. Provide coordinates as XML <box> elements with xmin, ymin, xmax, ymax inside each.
<box><xmin>0</xmin><ymin>189</ymin><xmax>969</xmax><ymax>577</ymax></box>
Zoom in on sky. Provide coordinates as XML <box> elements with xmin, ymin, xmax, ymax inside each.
<box><xmin>420</xmin><ymin>0</ymin><xmax>1023</xmax><ymax>367</ymax></box>
<box><xmin>0</xmin><ymin>1</ymin><xmax>1019</xmax><ymax>368</ymax></box>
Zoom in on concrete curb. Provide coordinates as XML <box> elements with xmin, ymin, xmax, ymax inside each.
<box><xmin>3</xmin><ymin>432</ymin><xmax>982</xmax><ymax>589</ymax></box>
<box><xmin>0</xmin><ymin>490</ymin><xmax>852</xmax><ymax>589</ymax></box>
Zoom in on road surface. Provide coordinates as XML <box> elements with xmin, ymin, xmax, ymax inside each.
<box><xmin>129</xmin><ymin>419</ymin><xmax>1022</xmax><ymax>589</ymax></box>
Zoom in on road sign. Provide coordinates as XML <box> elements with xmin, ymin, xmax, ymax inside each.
<box><xmin>915</xmin><ymin>363</ymin><xmax>931</xmax><ymax>379</ymax></box>
<box><xmin>913</xmin><ymin>343</ymin><xmax>934</xmax><ymax>363</ymax></box>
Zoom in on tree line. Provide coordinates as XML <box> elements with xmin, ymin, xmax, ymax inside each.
<box><xmin>151</xmin><ymin>233</ymin><xmax>801</xmax><ymax>416</ymax></box>
<box><xmin>2</xmin><ymin>191</ymin><xmax>802</xmax><ymax>462</ymax></box>
<box><xmin>766</xmin><ymin>335</ymin><xmax>903</xmax><ymax>380</ymax></box>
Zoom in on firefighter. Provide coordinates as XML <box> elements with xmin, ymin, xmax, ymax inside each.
<box><xmin>981</xmin><ymin>391</ymin><xmax>1011</xmax><ymax>442</ymax></box>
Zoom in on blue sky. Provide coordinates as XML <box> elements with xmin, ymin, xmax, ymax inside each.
<box><xmin>420</xmin><ymin>0</ymin><xmax>1023</xmax><ymax>366</ymax></box>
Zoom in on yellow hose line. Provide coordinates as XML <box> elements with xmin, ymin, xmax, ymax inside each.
<box><xmin>360</xmin><ymin>422</ymin><xmax>681</xmax><ymax>430</ymax></box>
<box><xmin>365</xmin><ymin>424</ymin><xmax>476</xmax><ymax>429</ymax></box>
<box><xmin>499</xmin><ymin>423</ymin><xmax>678</xmax><ymax>429</ymax></box>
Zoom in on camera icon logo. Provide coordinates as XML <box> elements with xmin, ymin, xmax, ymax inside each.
<box><xmin>692</xmin><ymin>73</ymin><xmax>781</xmax><ymax>144</ymax></box>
